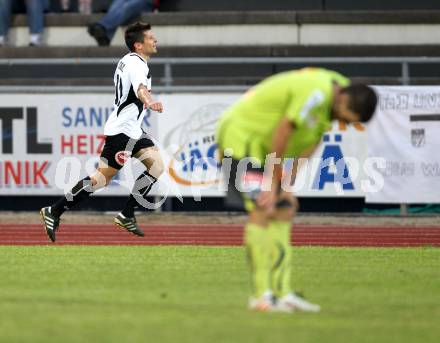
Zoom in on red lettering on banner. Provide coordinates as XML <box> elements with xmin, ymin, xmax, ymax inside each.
<box><xmin>77</xmin><ymin>134</ymin><xmax>87</xmax><ymax>154</ymax></box>
<box><xmin>97</xmin><ymin>135</ymin><xmax>105</xmax><ymax>153</ymax></box>
<box><xmin>33</xmin><ymin>161</ymin><xmax>49</xmax><ymax>185</ymax></box>
<box><xmin>5</xmin><ymin>161</ymin><xmax>21</xmax><ymax>185</ymax></box>
<box><xmin>0</xmin><ymin>161</ymin><xmax>49</xmax><ymax>186</ymax></box>
<box><xmin>61</xmin><ymin>135</ymin><xmax>74</xmax><ymax>154</ymax></box>
<box><xmin>90</xmin><ymin>135</ymin><xmax>95</xmax><ymax>154</ymax></box>
<box><xmin>25</xmin><ymin>161</ymin><xmax>31</xmax><ymax>185</ymax></box>
<box><xmin>60</xmin><ymin>134</ymin><xmax>107</xmax><ymax>155</ymax></box>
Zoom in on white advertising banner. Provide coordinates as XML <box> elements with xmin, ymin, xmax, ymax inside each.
<box><xmin>155</xmin><ymin>93</ymin><xmax>239</xmax><ymax>198</ymax></box>
<box><xmin>293</xmin><ymin>121</ymin><xmax>368</xmax><ymax>197</ymax></box>
<box><xmin>366</xmin><ymin>86</ymin><xmax>440</xmax><ymax>204</ymax></box>
<box><xmin>0</xmin><ymin>94</ymin><xmax>158</xmax><ymax>196</ymax></box>
<box><xmin>0</xmin><ymin>92</ymin><xmax>370</xmax><ymax>198</ymax></box>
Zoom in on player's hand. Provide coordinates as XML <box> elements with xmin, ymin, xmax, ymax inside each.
<box><xmin>148</xmin><ymin>102</ymin><xmax>163</xmax><ymax>113</ymax></box>
<box><xmin>256</xmin><ymin>189</ymin><xmax>277</xmax><ymax>213</ymax></box>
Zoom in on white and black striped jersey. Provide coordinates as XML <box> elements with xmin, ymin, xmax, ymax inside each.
<box><xmin>104</xmin><ymin>52</ymin><xmax>152</xmax><ymax>139</ymax></box>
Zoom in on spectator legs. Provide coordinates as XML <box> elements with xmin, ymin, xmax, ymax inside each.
<box><xmin>99</xmin><ymin>0</ymin><xmax>153</xmax><ymax>41</ymax></box>
<box><xmin>25</xmin><ymin>0</ymin><xmax>46</xmax><ymax>34</ymax></box>
<box><xmin>25</xmin><ymin>0</ymin><xmax>48</xmax><ymax>45</ymax></box>
<box><xmin>0</xmin><ymin>0</ymin><xmax>12</xmax><ymax>45</ymax></box>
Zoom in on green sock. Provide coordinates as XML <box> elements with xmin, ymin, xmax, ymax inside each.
<box><xmin>268</xmin><ymin>221</ymin><xmax>292</xmax><ymax>298</ymax></box>
<box><xmin>244</xmin><ymin>223</ymin><xmax>271</xmax><ymax>298</ymax></box>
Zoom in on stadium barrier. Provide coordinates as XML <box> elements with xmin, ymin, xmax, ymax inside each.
<box><xmin>3</xmin><ymin>56</ymin><xmax>440</xmax><ymax>89</ymax></box>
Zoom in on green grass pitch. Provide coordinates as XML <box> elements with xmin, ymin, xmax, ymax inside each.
<box><xmin>0</xmin><ymin>246</ymin><xmax>439</xmax><ymax>343</ymax></box>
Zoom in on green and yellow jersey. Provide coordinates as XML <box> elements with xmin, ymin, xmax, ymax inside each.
<box><xmin>216</xmin><ymin>68</ymin><xmax>350</xmax><ymax>162</ymax></box>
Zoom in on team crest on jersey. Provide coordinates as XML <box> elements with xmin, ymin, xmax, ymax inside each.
<box><xmin>115</xmin><ymin>151</ymin><xmax>132</xmax><ymax>166</ymax></box>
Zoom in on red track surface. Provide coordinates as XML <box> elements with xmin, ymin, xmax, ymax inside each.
<box><xmin>1</xmin><ymin>223</ymin><xmax>440</xmax><ymax>247</ymax></box>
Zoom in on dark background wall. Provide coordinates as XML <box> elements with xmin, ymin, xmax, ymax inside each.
<box><xmin>0</xmin><ymin>196</ymin><xmax>390</xmax><ymax>213</ymax></box>
<box><xmin>43</xmin><ymin>0</ymin><xmax>440</xmax><ymax>12</ymax></box>
<box><xmin>158</xmin><ymin>0</ymin><xmax>440</xmax><ymax>11</ymax></box>
<box><xmin>159</xmin><ymin>0</ymin><xmax>322</xmax><ymax>11</ymax></box>
<box><xmin>324</xmin><ymin>0</ymin><xmax>440</xmax><ymax>10</ymax></box>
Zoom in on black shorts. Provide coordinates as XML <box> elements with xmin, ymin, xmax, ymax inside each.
<box><xmin>100</xmin><ymin>132</ymin><xmax>155</xmax><ymax>170</ymax></box>
<box><xmin>224</xmin><ymin>158</ymin><xmax>290</xmax><ymax>212</ymax></box>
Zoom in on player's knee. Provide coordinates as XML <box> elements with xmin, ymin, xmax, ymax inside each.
<box><xmin>92</xmin><ymin>169</ymin><xmax>116</xmax><ymax>188</ymax></box>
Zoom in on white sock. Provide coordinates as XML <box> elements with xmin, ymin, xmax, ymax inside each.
<box><xmin>30</xmin><ymin>34</ymin><xmax>41</xmax><ymax>46</ymax></box>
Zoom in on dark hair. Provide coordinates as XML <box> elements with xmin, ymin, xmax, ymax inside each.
<box><xmin>341</xmin><ymin>84</ymin><xmax>378</xmax><ymax>122</ymax></box>
<box><xmin>125</xmin><ymin>22</ymin><xmax>151</xmax><ymax>52</ymax></box>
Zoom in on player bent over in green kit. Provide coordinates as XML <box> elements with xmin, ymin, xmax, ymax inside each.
<box><xmin>216</xmin><ymin>68</ymin><xmax>377</xmax><ymax>313</ymax></box>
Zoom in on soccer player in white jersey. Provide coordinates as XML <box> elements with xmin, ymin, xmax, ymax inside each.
<box><xmin>40</xmin><ymin>22</ymin><xmax>164</xmax><ymax>242</ymax></box>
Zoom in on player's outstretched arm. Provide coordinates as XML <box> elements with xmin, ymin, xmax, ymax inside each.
<box><xmin>137</xmin><ymin>84</ymin><xmax>163</xmax><ymax>113</ymax></box>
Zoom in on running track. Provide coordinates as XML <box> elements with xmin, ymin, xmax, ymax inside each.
<box><xmin>0</xmin><ymin>223</ymin><xmax>440</xmax><ymax>247</ymax></box>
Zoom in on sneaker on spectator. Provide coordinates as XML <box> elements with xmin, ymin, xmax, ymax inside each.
<box><xmin>29</xmin><ymin>34</ymin><xmax>42</xmax><ymax>47</ymax></box>
<box><xmin>88</xmin><ymin>23</ymin><xmax>110</xmax><ymax>46</ymax></box>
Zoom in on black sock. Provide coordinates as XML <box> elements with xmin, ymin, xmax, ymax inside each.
<box><xmin>51</xmin><ymin>177</ymin><xmax>94</xmax><ymax>217</ymax></box>
<box><xmin>121</xmin><ymin>171</ymin><xmax>157</xmax><ymax>218</ymax></box>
